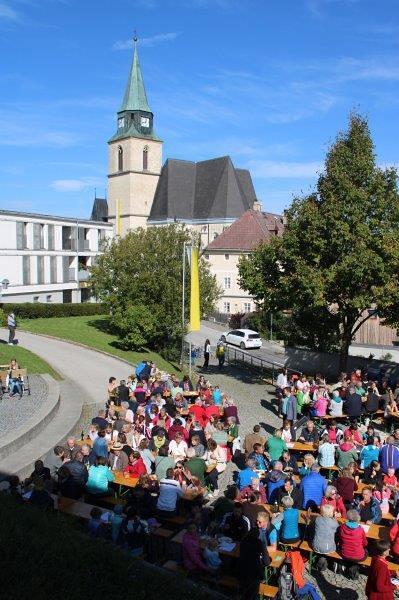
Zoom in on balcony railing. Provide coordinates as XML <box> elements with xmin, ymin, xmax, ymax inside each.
<box><xmin>77</xmin><ymin>269</ymin><xmax>90</xmax><ymax>282</ymax></box>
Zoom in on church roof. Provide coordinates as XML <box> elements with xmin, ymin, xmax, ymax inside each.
<box><xmin>90</xmin><ymin>197</ymin><xmax>108</xmax><ymax>222</ymax></box>
<box><xmin>120</xmin><ymin>42</ymin><xmax>151</xmax><ymax>113</ymax></box>
<box><xmin>205</xmin><ymin>209</ymin><xmax>285</xmax><ymax>252</ymax></box>
<box><xmin>148</xmin><ymin>156</ymin><xmax>255</xmax><ymax>222</ymax></box>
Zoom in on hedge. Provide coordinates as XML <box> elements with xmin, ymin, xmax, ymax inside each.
<box><xmin>0</xmin><ymin>495</ymin><xmax>223</xmax><ymax>600</ymax></box>
<box><xmin>0</xmin><ymin>302</ymin><xmax>108</xmax><ymax>319</ymax></box>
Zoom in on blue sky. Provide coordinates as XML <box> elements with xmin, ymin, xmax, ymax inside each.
<box><xmin>0</xmin><ymin>0</ymin><xmax>399</xmax><ymax>217</ymax></box>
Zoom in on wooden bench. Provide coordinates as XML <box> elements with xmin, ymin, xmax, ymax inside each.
<box><xmin>259</xmin><ymin>583</ymin><xmax>279</xmax><ymax>599</ymax></box>
<box><xmin>299</xmin><ymin>540</ymin><xmax>398</xmax><ymax>573</ymax></box>
<box><xmin>163</xmin><ymin>559</ymin><xmax>187</xmax><ymax>574</ymax></box>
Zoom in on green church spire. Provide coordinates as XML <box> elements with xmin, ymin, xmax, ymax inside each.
<box><xmin>119</xmin><ymin>37</ymin><xmax>151</xmax><ymax>113</ymax></box>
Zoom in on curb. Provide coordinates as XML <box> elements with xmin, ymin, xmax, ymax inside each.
<box><xmin>0</xmin><ymin>375</ymin><xmax>60</xmax><ymax>461</ymax></box>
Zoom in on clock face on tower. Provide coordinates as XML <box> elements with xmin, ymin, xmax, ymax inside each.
<box><xmin>140</xmin><ymin>116</ymin><xmax>150</xmax><ymax>128</ymax></box>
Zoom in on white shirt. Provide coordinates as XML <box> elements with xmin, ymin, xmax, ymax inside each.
<box><xmin>156</xmin><ymin>478</ymin><xmax>183</xmax><ymax>511</ymax></box>
<box><xmin>276</xmin><ymin>373</ymin><xmax>288</xmax><ymax>389</ymax></box>
<box><xmin>168</xmin><ymin>440</ymin><xmax>188</xmax><ymax>462</ymax></box>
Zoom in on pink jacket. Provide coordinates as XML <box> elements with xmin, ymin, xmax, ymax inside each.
<box><xmin>314</xmin><ymin>397</ymin><xmax>328</xmax><ymax>417</ymax></box>
<box><xmin>182</xmin><ymin>531</ymin><xmax>207</xmax><ymax>571</ymax></box>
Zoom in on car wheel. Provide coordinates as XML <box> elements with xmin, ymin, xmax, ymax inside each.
<box><xmin>240</xmin><ymin>342</ymin><xmax>246</xmax><ymax>350</ymax></box>
<box><xmin>221</xmin><ymin>335</ymin><xmax>226</xmax><ymax>342</ymax></box>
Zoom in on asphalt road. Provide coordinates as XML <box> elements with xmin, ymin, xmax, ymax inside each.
<box><xmin>186</xmin><ymin>320</ymin><xmax>286</xmax><ymax>367</ymax></box>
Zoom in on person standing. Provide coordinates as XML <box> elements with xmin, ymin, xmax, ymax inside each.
<box><xmin>7</xmin><ymin>312</ymin><xmax>16</xmax><ymax>345</ymax></box>
<box><xmin>216</xmin><ymin>339</ymin><xmax>226</xmax><ymax>369</ymax></box>
<box><xmin>366</xmin><ymin>540</ymin><xmax>398</xmax><ymax>600</ymax></box>
<box><xmin>203</xmin><ymin>338</ymin><xmax>211</xmax><ymax>369</ymax></box>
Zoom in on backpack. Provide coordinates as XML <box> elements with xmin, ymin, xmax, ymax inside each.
<box><xmin>278</xmin><ymin>565</ymin><xmax>297</xmax><ymax>600</ymax></box>
<box><xmin>216</xmin><ymin>344</ymin><xmax>225</xmax><ymax>357</ymax></box>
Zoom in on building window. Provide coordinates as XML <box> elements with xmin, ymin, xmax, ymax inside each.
<box><xmin>223</xmin><ymin>302</ymin><xmax>231</xmax><ymax>313</ymax></box>
<box><xmin>16</xmin><ymin>221</ymin><xmax>28</xmax><ymax>250</ymax></box>
<box><xmin>50</xmin><ymin>256</ymin><xmax>57</xmax><ymax>283</ymax></box>
<box><xmin>143</xmin><ymin>146</ymin><xmax>148</xmax><ymax>171</ymax></box>
<box><xmin>225</xmin><ymin>254</ymin><xmax>229</xmax><ymax>260</ymax></box>
<box><xmin>213</xmin><ymin>232</ymin><xmax>219</xmax><ymax>240</ymax></box>
<box><xmin>46</xmin><ymin>295</ymin><xmax>52</xmax><ymax>303</ymax></box>
<box><xmin>243</xmin><ymin>302</ymin><xmax>251</xmax><ymax>312</ymax></box>
<box><xmin>224</xmin><ymin>277</ymin><xmax>231</xmax><ymax>289</ymax></box>
<box><xmin>118</xmin><ymin>145</ymin><xmax>123</xmax><ymax>172</ymax></box>
<box><xmin>22</xmin><ymin>256</ymin><xmax>30</xmax><ymax>285</ymax></box>
<box><xmin>37</xmin><ymin>256</ymin><xmax>45</xmax><ymax>284</ymax></box>
<box><xmin>48</xmin><ymin>224</ymin><xmax>55</xmax><ymax>250</ymax></box>
<box><xmin>33</xmin><ymin>296</ymin><xmax>39</xmax><ymax>303</ymax></box>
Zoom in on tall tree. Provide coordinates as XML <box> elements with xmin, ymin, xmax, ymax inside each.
<box><xmin>239</xmin><ymin>114</ymin><xmax>399</xmax><ymax>372</ymax></box>
<box><xmin>90</xmin><ymin>225</ymin><xmax>220</xmax><ymax>358</ymax></box>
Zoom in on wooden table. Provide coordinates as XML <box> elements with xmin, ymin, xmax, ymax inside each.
<box><xmin>52</xmin><ymin>495</ymin><xmax>110</xmax><ymax>520</ymax></box>
<box><xmin>112</xmin><ymin>470</ymin><xmax>139</xmax><ymax>496</ymax></box>
<box><xmin>287</xmin><ymin>441</ymin><xmax>317</xmax><ymax>453</ymax></box>
<box><xmin>171</xmin><ymin>528</ymin><xmax>240</xmax><ymax>558</ymax></box>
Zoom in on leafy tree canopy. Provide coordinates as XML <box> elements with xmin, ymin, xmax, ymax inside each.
<box><xmin>238</xmin><ymin>114</ymin><xmax>399</xmax><ymax>370</ymax></box>
<box><xmin>90</xmin><ymin>225</ymin><xmax>220</xmax><ymax>358</ymax></box>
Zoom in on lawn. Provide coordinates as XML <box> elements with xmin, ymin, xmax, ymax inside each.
<box><xmin>20</xmin><ymin>315</ymin><xmax>180</xmax><ymax>373</ymax></box>
<box><xmin>0</xmin><ymin>343</ymin><xmax>61</xmax><ymax>379</ymax></box>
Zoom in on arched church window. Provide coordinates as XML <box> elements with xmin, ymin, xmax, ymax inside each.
<box><xmin>118</xmin><ymin>146</ymin><xmax>123</xmax><ymax>172</ymax></box>
<box><xmin>143</xmin><ymin>146</ymin><xmax>148</xmax><ymax>171</ymax></box>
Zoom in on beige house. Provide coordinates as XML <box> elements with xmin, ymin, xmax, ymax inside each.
<box><xmin>203</xmin><ymin>208</ymin><xmax>284</xmax><ymax>315</ymax></box>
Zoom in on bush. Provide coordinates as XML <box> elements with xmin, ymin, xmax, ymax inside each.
<box><xmin>0</xmin><ymin>303</ymin><xmax>108</xmax><ymax>319</ymax></box>
<box><xmin>111</xmin><ymin>303</ymin><xmax>157</xmax><ymax>350</ymax></box>
<box><xmin>0</xmin><ymin>495</ymin><xmax>218</xmax><ymax>600</ymax></box>
<box><xmin>228</xmin><ymin>312</ymin><xmax>244</xmax><ymax>329</ymax></box>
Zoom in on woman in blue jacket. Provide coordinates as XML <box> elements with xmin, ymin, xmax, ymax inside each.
<box><xmin>280</xmin><ymin>495</ymin><xmax>300</xmax><ymax>543</ymax></box>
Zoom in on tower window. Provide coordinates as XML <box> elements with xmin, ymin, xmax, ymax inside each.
<box><xmin>143</xmin><ymin>146</ymin><xmax>148</xmax><ymax>171</ymax></box>
<box><xmin>118</xmin><ymin>146</ymin><xmax>123</xmax><ymax>172</ymax></box>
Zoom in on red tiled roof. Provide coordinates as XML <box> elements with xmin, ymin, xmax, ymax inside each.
<box><xmin>205</xmin><ymin>209</ymin><xmax>284</xmax><ymax>252</ymax></box>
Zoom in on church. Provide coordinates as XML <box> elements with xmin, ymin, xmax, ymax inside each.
<box><xmin>102</xmin><ymin>40</ymin><xmax>260</xmax><ymax>245</ymax></box>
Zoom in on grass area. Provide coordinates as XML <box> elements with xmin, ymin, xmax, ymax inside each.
<box><xmin>20</xmin><ymin>315</ymin><xmax>180</xmax><ymax>373</ymax></box>
<box><xmin>0</xmin><ymin>342</ymin><xmax>61</xmax><ymax>379</ymax></box>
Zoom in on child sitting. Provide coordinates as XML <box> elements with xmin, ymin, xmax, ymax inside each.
<box><xmin>203</xmin><ymin>537</ymin><xmax>222</xmax><ymax>574</ymax></box>
<box><xmin>383</xmin><ymin>467</ymin><xmax>398</xmax><ymax>489</ymax></box>
<box><xmin>373</xmin><ymin>482</ymin><xmax>392</xmax><ymax>515</ymax></box>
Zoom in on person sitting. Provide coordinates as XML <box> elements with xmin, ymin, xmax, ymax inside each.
<box><xmin>344</xmin><ymin>386</ymin><xmax>363</xmax><ymax>420</ymax></box>
<box><xmin>203</xmin><ymin>537</ymin><xmax>222</xmax><ymax>575</ymax></box>
<box><xmin>321</xmin><ymin>485</ymin><xmax>346</xmax><ymax>518</ymax></box>
<box><xmin>363</xmin><ymin>460</ymin><xmax>383</xmax><ymax>485</ymax></box>
<box><xmin>58</xmin><ymin>451</ymin><xmax>88</xmax><ymax>499</ymax></box>
<box><xmin>256</xmin><ymin>511</ymin><xmax>278</xmax><ymax>554</ymax></box>
<box><xmin>298</xmin><ymin>420</ymin><xmax>319</xmax><ymax>445</ymax></box>
<box><xmin>190</xmin><ymin>434</ymin><xmax>205</xmax><ymax>458</ymax></box>
<box><xmin>7</xmin><ymin>358</ymin><xmax>23</xmax><ymax>397</ymax></box>
<box><xmin>248</xmin><ymin>443</ymin><xmax>269</xmax><ymax>471</ymax></box>
<box><xmin>281</xmin><ymin>450</ymin><xmax>298</xmax><ymax>475</ymax></box>
<box><xmin>276</xmin><ymin>478</ymin><xmax>302</xmax><ymax>509</ymax></box>
<box><xmin>86</xmin><ymin>456</ymin><xmax>115</xmax><ymax>497</ymax></box>
<box><xmin>383</xmin><ymin>467</ymin><xmax>398</xmax><ymax>489</ymax></box>
<box><xmin>121</xmin><ymin>508</ymin><xmax>149</xmax><ymax>557</ymax></box>
<box><xmin>360</xmin><ymin>436</ymin><xmax>380</xmax><ymax>469</ymax></box>
<box><xmin>238</xmin><ymin>527</ymin><xmax>271</xmax><ymax>600</ymax></box>
<box><xmin>29</xmin><ymin>480</ymin><xmax>54</xmax><ymax>511</ymax></box>
<box><xmin>241</xmin><ymin>490</ymin><xmax>266</xmax><ymax>527</ymax></box>
<box><xmin>168</xmin><ymin>432</ymin><xmax>188</xmax><ymax>463</ymax></box>
<box><xmin>339</xmin><ymin>509</ymin><xmax>368</xmax><ymax>578</ymax></box>
<box><xmin>124</xmin><ymin>451</ymin><xmax>147</xmax><ymax>478</ymax></box>
<box><xmin>25</xmin><ymin>460</ymin><xmax>51</xmax><ymax>490</ymax></box>
<box><xmin>329</xmin><ymin>390</ymin><xmax>343</xmax><ymax>417</ymax></box>
<box><xmin>204</xmin><ymin>439</ymin><xmax>226</xmax><ymax>497</ymax></box>
<box><xmin>87</xmin><ymin>506</ymin><xmax>107</xmax><ymax>538</ymax></box>
<box><xmin>182</xmin><ymin>523</ymin><xmax>209</xmax><ymax>574</ymax></box>
<box><xmin>243</xmin><ymin>425</ymin><xmax>266</xmax><ymax>455</ymax></box>
<box><xmin>355</xmin><ymin>486</ymin><xmax>382</xmax><ymax>524</ymax></box>
<box><xmin>156</xmin><ymin>467</ymin><xmax>184</xmax><ymax>518</ymax></box>
<box><xmin>92</xmin><ymin>429</ymin><xmax>109</xmax><ymax>460</ymax></box>
<box><xmin>109</xmin><ymin>442</ymin><xmax>129</xmax><ymax>471</ymax></box>
<box><xmin>313</xmin><ymin>393</ymin><xmax>328</xmax><ymax>417</ymax></box>
<box><xmin>238</xmin><ymin>476</ymin><xmax>267</xmax><ymax>504</ymax></box>
<box><xmin>317</xmin><ymin>433</ymin><xmax>335</xmax><ymax>468</ymax></box>
<box><xmin>298</xmin><ymin>453</ymin><xmax>316</xmax><ymax>478</ymax></box>
<box><xmin>366</xmin><ymin>540</ymin><xmax>398</xmax><ymax>600</ymax></box>
<box><xmin>336</xmin><ymin>432</ymin><xmax>358</xmax><ymax>470</ymax></box>
<box><xmin>168</xmin><ymin>418</ymin><xmax>188</xmax><ymax>442</ymax></box>
<box><xmin>265</xmin><ymin>461</ymin><xmax>286</xmax><ymax>504</ymax></box>
<box><xmin>280</xmin><ymin>495</ymin><xmax>300</xmax><ymax>543</ymax></box>
<box><xmin>321</xmin><ymin>420</ymin><xmax>343</xmax><ymax>445</ymax></box>
<box><xmin>311</xmin><ymin>503</ymin><xmax>339</xmax><ymax>563</ymax></box>
<box><xmin>380</xmin><ymin>436</ymin><xmax>399</xmax><ymax>473</ymax></box>
<box><xmin>300</xmin><ymin>464</ymin><xmax>327</xmax><ymax>511</ymax></box>
<box><xmin>213</xmin><ymin>485</ymin><xmax>239</xmax><ymax>524</ymax></box>
<box><xmin>236</xmin><ymin>458</ymin><xmax>259</xmax><ymax>490</ymax></box>
<box><xmin>344</xmin><ymin>423</ymin><xmax>363</xmax><ymax>449</ymax></box>
<box><xmin>266</xmin><ymin>428</ymin><xmax>287</xmax><ymax>462</ymax></box>
<box><xmin>220</xmin><ymin>502</ymin><xmax>250</xmax><ymax>541</ymax></box>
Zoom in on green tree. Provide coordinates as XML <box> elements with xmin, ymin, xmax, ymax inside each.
<box><xmin>238</xmin><ymin>114</ymin><xmax>399</xmax><ymax>372</ymax></box>
<box><xmin>90</xmin><ymin>225</ymin><xmax>220</xmax><ymax>359</ymax></box>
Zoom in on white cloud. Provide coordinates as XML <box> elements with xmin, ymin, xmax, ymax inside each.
<box><xmin>113</xmin><ymin>32</ymin><xmax>179</xmax><ymax>51</ymax></box>
<box><xmin>49</xmin><ymin>177</ymin><xmax>103</xmax><ymax>192</ymax></box>
<box><xmin>247</xmin><ymin>160</ymin><xmax>323</xmax><ymax>178</ymax></box>
<box><xmin>0</xmin><ymin>2</ymin><xmax>20</xmax><ymax>20</ymax></box>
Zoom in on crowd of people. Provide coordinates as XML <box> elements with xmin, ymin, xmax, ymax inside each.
<box><xmin>3</xmin><ymin>357</ymin><xmax>399</xmax><ymax>599</ymax></box>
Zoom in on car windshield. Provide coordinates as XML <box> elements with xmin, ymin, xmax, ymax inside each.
<box><xmin>248</xmin><ymin>334</ymin><xmax>260</xmax><ymax>340</ymax></box>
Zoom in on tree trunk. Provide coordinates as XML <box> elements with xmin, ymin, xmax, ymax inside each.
<box><xmin>339</xmin><ymin>332</ymin><xmax>352</xmax><ymax>374</ymax></box>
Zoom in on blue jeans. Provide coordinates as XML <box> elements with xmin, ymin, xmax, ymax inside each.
<box><xmin>298</xmin><ymin>583</ymin><xmax>321</xmax><ymax>600</ymax></box>
<box><xmin>10</xmin><ymin>379</ymin><xmax>22</xmax><ymax>395</ymax></box>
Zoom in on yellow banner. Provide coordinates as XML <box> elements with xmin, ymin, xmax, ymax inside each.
<box><xmin>190</xmin><ymin>246</ymin><xmax>200</xmax><ymax>331</ymax></box>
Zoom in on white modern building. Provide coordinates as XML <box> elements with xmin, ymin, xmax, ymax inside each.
<box><xmin>0</xmin><ymin>210</ymin><xmax>113</xmax><ymax>303</ymax></box>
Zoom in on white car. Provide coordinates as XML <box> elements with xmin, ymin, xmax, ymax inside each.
<box><xmin>221</xmin><ymin>328</ymin><xmax>262</xmax><ymax>350</ymax></box>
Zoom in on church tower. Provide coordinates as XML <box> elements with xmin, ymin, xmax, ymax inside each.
<box><xmin>108</xmin><ymin>38</ymin><xmax>162</xmax><ymax>234</ymax></box>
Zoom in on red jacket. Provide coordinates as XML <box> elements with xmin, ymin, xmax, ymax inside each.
<box><xmin>168</xmin><ymin>424</ymin><xmax>188</xmax><ymax>441</ymax></box>
<box><xmin>123</xmin><ymin>458</ymin><xmax>147</xmax><ymax>478</ymax></box>
<box><xmin>365</xmin><ymin>556</ymin><xmax>395</xmax><ymax>600</ymax></box>
<box><xmin>189</xmin><ymin>405</ymin><xmax>208</xmax><ymax>427</ymax></box>
<box><xmin>321</xmin><ymin>495</ymin><xmax>347</xmax><ymax>518</ymax></box>
<box><xmin>390</xmin><ymin>521</ymin><xmax>399</xmax><ymax>557</ymax></box>
<box><xmin>339</xmin><ymin>523</ymin><xmax>367</xmax><ymax>560</ymax></box>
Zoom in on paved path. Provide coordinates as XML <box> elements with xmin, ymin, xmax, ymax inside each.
<box><xmin>1</xmin><ymin>329</ymin><xmax>132</xmax><ymax>405</ymax></box>
<box><xmin>0</xmin><ymin>375</ymin><xmax>47</xmax><ymax>437</ymax></box>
